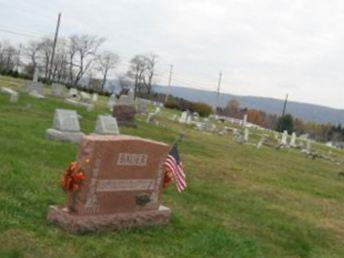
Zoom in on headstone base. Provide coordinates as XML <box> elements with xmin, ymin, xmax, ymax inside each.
<box><xmin>45</xmin><ymin>128</ymin><xmax>85</xmax><ymax>143</ymax></box>
<box><xmin>65</xmin><ymin>98</ymin><xmax>94</xmax><ymax>110</ymax></box>
<box><xmin>29</xmin><ymin>91</ymin><xmax>45</xmax><ymax>99</ymax></box>
<box><xmin>47</xmin><ymin>205</ymin><xmax>171</xmax><ymax>234</ymax></box>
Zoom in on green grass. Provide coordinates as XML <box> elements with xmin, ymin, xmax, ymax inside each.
<box><xmin>0</xmin><ymin>76</ymin><xmax>344</xmax><ymax>258</ymax></box>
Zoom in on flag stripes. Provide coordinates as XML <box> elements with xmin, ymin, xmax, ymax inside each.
<box><xmin>164</xmin><ymin>144</ymin><xmax>187</xmax><ymax>192</ymax></box>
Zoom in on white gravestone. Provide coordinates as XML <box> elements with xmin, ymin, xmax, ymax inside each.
<box><xmin>281</xmin><ymin>130</ymin><xmax>288</xmax><ymax>145</ymax></box>
<box><xmin>107</xmin><ymin>94</ymin><xmax>117</xmax><ymax>110</ymax></box>
<box><xmin>80</xmin><ymin>92</ymin><xmax>92</xmax><ymax>103</ymax></box>
<box><xmin>1</xmin><ymin>87</ymin><xmax>19</xmax><ymax>103</ymax></box>
<box><xmin>244</xmin><ymin>128</ymin><xmax>249</xmax><ymax>142</ymax></box>
<box><xmin>68</xmin><ymin>88</ymin><xmax>78</xmax><ymax>98</ymax></box>
<box><xmin>170</xmin><ymin>114</ymin><xmax>178</xmax><ymax>121</ymax></box>
<box><xmin>290</xmin><ymin>132</ymin><xmax>297</xmax><ymax>147</ymax></box>
<box><xmin>92</xmin><ymin>93</ymin><xmax>98</xmax><ymax>102</ymax></box>
<box><xmin>26</xmin><ymin>82</ymin><xmax>44</xmax><ymax>98</ymax></box>
<box><xmin>65</xmin><ymin>98</ymin><xmax>94</xmax><ymax>111</ymax></box>
<box><xmin>243</xmin><ymin>114</ymin><xmax>248</xmax><ymax>126</ymax></box>
<box><xmin>186</xmin><ymin>114</ymin><xmax>192</xmax><ymax>125</ymax></box>
<box><xmin>256</xmin><ymin>135</ymin><xmax>266</xmax><ymax>149</ymax></box>
<box><xmin>46</xmin><ymin>109</ymin><xmax>85</xmax><ymax>143</ymax></box>
<box><xmin>119</xmin><ymin>95</ymin><xmax>134</xmax><ymax>106</ymax></box>
<box><xmin>51</xmin><ymin>83</ymin><xmax>65</xmax><ymax>97</ymax></box>
<box><xmin>137</xmin><ymin>101</ymin><xmax>147</xmax><ymax>114</ymax></box>
<box><xmin>94</xmin><ymin>115</ymin><xmax>120</xmax><ymax>135</ymax></box>
<box><xmin>179</xmin><ymin>111</ymin><xmax>188</xmax><ymax>124</ymax></box>
<box><xmin>306</xmin><ymin>139</ymin><xmax>311</xmax><ymax>152</ymax></box>
<box><xmin>33</xmin><ymin>68</ymin><xmax>39</xmax><ymax>82</ymax></box>
<box><xmin>154</xmin><ymin>107</ymin><xmax>161</xmax><ymax>115</ymax></box>
<box><xmin>146</xmin><ymin>113</ymin><xmax>156</xmax><ymax>124</ymax></box>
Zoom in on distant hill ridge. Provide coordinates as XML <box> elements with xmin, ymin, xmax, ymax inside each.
<box><xmin>153</xmin><ymin>85</ymin><xmax>344</xmax><ymax>125</ymax></box>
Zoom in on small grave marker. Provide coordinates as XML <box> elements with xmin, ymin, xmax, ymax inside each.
<box><xmin>94</xmin><ymin>115</ymin><xmax>120</xmax><ymax>135</ymax></box>
<box><xmin>46</xmin><ymin>109</ymin><xmax>84</xmax><ymax>143</ymax></box>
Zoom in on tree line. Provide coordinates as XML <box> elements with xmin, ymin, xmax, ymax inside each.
<box><xmin>219</xmin><ymin>99</ymin><xmax>344</xmax><ymax>143</ymax></box>
<box><xmin>0</xmin><ymin>35</ymin><xmax>158</xmax><ymax>96</ymax></box>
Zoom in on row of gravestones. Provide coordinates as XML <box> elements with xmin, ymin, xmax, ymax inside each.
<box><xmin>107</xmin><ymin>93</ymin><xmax>150</xmax><ymax>115</ymax></box>
<box><xmin>46</xmin><ymin>109</ymin><xmax>119</xmax><ymax>143</ymax></box>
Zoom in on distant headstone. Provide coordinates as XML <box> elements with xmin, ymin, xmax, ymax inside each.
<box><xmin>243</xmin><ymin>114</ymin><xmax>248</xmax><ymax>126</ymax></box>
<box><xmin>290</xmin><ymin>132</ymin><xmax>297</xmax><ymax>147</ymax></box>
<box><xmin>179</xmin><ymin>111</ymin><xmax>188</xmax><ymax>124</ymax></box>
<box><xmin>193</xmin><ymin>112</ymin><xmax>199</xmax><ymax>121</ymax></box>
<box><xmin>94</xmin><ymin>115</ymin><xmax>120</xmax><ymax>135</ymax></box>
<box><xmin>233</xmin><ymin>130</ymin><xmax>244</xmax><ymax>144</ymax></box>
<box><xmin>1</xmin><ymin>87</ymin><xmax>19</xmax><ymax>103</ymax></box>
<box><xmin>154</xmin><ymin>107</ymin><xmax>161</xmax><ymax>115</ymax></box>
<box><xmin>281</xmin><ymin>130</ymin><xmax>288</xmax><ymax>145</ymax></box>
<box><xmin>68</xmin><ymin>88</ymin><xmax>78</xmax><ymax>98</ymax></box>
<box><xmin>92</xmin><ymin>93</ymin><xmax>98</xmax><ymax>102</ymax></box>
<box><xmin>47</xmin><ymin>135</ymin><xmax>171</xmax><ymax>233</ymax></box>
<box><xmin>171</xmin><ymin>114</ymin><xmax>178</xmax><ymax>121</ymax></box>
<box><xmin>65</xmin><ymin>98</ymin><xmax>94</xmax><ymax>111</ymax></box>
<box><xmin>146</xmin><ymin>113</ymin><xmax>157</xmax><ymax>125</ymax></box>
<box><xmin>186</xmin><ymin>114</ymin><xmax>192</xmax><ymax>125</ymax></box>
<box><xmin>119</xmin><ymin>94</ymin><xmax>134</xmax><ymax>106</ymax></box>
<box><xmin>80</xmin><ymin>92</ymin><xmax>92</xmax><ymax>103</ymax></box>
<box><xmin>45</xmin><ymin>109</ymin><xmax>85</xmax><ymax>143</ymax></box>
<box><xmin>51</xmin><ymin>83</ymin><xmax>65</xmax><ymax>97</ymax></box>
<box><xmin>107</xmin><ymin>94</ymin><xmax>117</xmax><ymax>110</ymax></box>
<box><xmin>256</xmin><ymin>135</ymin><xmax>266</xmax><ymax>149</ymax></box>
<box><xmin>244</xmin><ymin>128</ymin><xmax>249</xmax><ymax>142</ymax></box>
<box><xmin>26</xmin><ymin>82</ymin><xmax>44</xmax><ymax>98</ymax></box>
<box><xmin>33</xmin><ymin>68</ymin><xmax>39</xmax><ymax>82</ymax></box>
<box><xmin>113</xmin><ymin>105</ymin><xmax>136</xmax><ymax>127</ymax></box>
<box><xmin>137</xmin><ymin>101</ymin><xmax>147</xmax><ymax>114</ymax></box>
<box><xmin>306</xmin><ymin>139</ymin><xmax>311</xmax><ymax>152</ymax></box>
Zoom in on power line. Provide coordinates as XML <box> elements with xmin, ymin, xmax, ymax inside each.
<box><xmin>0</xmin><ymin>28</ymin><xmax>41</xmax><ymax>39</ymax></box>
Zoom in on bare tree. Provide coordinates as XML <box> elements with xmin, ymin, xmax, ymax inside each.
<box><xmin>127</xmin><ymin>53</ymin><xmax>158</xmax><ymax>97</ymax></box>
<box><xmin>25</xmin><ymin>40</ymin><xmax>41</xmax><ymax>77</ymax></box>
<box><xmin>68</xmin><ymin>34</ymin><xmax>105</xmax><ymax>86</ymax></box>
<box><xmin>142</xmin><ymin>53</ymin><xmax>158</xmax><ymax>95</ymax></box>
<box><xmin>0</xmin><ymin>41</ymin><xmax>19</xmax><ymax>72</ymax></box>
<box><xmin>96</xmin><ymin>51</ymin><xmax>119</xmax><ymax>92</ymax></box>
<box><xmin>51</xmin><ymin>39</ymin><xmax>69</xmax><ymax>82</ymax></box>
<box><xmin>37</xmin><ymin>38</ymin><xmax>53</xmax><ymax>78</ymax></box>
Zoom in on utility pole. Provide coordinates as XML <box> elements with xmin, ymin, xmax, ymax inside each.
<box><xmin>282</xmin><ymin>93</ymin><xmax>288</xmax><ymax>116</ymax></box>
<box><xmin>215</xmin><ymin>71</ymin><xmax>222</xmax><ymax>112</ymax></box>
<box><xmin>48</xmin><ymin>12</ymin><xmax>61</xmax><ymax>81</ymax></box>
<box><xmin>164</xmin><ymin>64</ymin><xmax>173</xmax><ymax>103</ymax></box>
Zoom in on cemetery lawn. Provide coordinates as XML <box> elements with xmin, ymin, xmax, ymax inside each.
<box><xmin>0</xmin><ymin>76</ymin><xmax>344</xmax><ymax>258</ymax></box>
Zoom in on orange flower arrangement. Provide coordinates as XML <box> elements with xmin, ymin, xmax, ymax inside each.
<box><xmin>61</xmin><ymin>162</ymin><xmax>86</xmax><ymax>192</ymax></box>
<box><xmin>163</xmin><ymin>170</ymin><xmax>173</xmax><ymax>189</ymax></box>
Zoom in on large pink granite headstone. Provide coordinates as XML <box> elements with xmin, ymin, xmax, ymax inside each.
<box><xmin>48</xmin><ymin>135</ymin><xmax>171</xmax><ymax>233</ymax></box>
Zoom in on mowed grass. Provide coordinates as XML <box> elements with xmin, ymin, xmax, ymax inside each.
<box><xmin>0</xmin><ymin>77</ymin><xmax>344</xmax><ymax>258</ymax></box>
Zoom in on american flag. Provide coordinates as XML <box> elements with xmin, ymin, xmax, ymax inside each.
<box><xmin>164</xmin><ymin>144</ymin><xmax>187</xmax><ymax>192</ymax></box>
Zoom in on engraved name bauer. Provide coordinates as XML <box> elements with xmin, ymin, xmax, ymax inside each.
<box><xmin>117</xmin><ymin>153</ymin><xmax>148</xmax><ymax>166</ymax></box>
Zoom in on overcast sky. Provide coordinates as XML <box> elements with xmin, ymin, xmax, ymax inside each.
<box><xmin>0</xmin><ymin>0</ymin><xmax>343</xmax><ymax>109</ymax></box>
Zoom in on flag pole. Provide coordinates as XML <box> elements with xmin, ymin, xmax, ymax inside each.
<box><xmin>170</xmin><ymin>132</ymin><xmax>186</xmax><ymax>150</ymax></box>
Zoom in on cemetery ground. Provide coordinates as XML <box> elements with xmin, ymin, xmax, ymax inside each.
<box><xmin>0</xmin><ymin>76</ymin><xmax>344</xmax><ymax>258</ymax></box>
